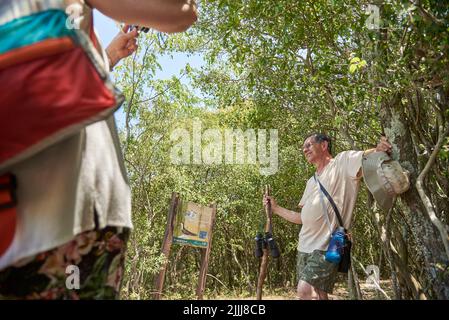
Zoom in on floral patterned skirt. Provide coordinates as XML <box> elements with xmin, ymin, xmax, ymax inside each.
<box><xmin>0</xmin><ymin>226</ymin><xmax>129</xmax><ymax>300</ymax></box>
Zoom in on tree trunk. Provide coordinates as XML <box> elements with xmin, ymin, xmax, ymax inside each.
<box><xmin>380</xmin><ymin>98</ymin><xmax>449</xmax><ymax>299</ymax></box>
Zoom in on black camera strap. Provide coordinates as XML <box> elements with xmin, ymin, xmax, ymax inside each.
<box><xmin>314</xmin><ymin>175</ymin><xmax>345</xmax><ymax>229</ymax></box>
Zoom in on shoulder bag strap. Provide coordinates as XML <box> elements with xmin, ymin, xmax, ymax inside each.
<box><xmin>314</xmin><ymin>174</ymin><xmax>345</xmax><ymax>229</ymax></box>
<box><xmin>313</xmin><ymin>175</ymin><xmax>333</xmax><ymax>234</ymax></box>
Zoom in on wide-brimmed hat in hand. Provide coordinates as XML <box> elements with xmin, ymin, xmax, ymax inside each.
<box><xmin>362</xmin><ymin>152</ymin><xmax>410</xmax><ymax>212</ymax></box>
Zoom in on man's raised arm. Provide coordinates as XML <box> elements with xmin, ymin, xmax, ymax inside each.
<box><xmin>263</xmin><ymin>196</ymin><xmax>302</xmax><ymax>225</ymax></box>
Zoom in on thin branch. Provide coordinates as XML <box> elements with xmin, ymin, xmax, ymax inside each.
<box><xmin>206</xmin><ymin>273</ymin><xmax>228</xmax><ymax>290</ymax></box>
<box><xmin>415</xmin><ymin>121</ymin><xmax>449</xmax><ymax>261</ymax></box>
<box><xmin>125</xmin><ymin>45</ymin><xmax>151</xmax><ymax>151</ymax></box>
<box><xmin>134</xmin><ymin>72</ymin><xmax>187</xmax><ymax>105</ymax></box>
<box><xmin>352</xmin><ymin>256</ymin><xmax>391</xmax><ymax>300</ymax></box>
<box><xmin>324</xmin><ymin>86</ymin><xmax>356</xmax><ymax>149</ymax></box>
<box><xmin>410</xmin><ymin>1</ymin><xmax>445</xmax><ymax>26</ymax></box>
<box><xmin>384</xmin><ymin>206</ymin><xmax>401</xmax><ymax>299</ymax></box>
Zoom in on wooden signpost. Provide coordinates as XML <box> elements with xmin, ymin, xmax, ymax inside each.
<box><xmin>153</xmin><ymin>192</ymin><xmax>179</xmax><ymax>300</ymax></box>
<box><xmin>196</xmin><ymin>203</ymin><xmax>217</xmax><ymax>300</ymax></box>
<box><xmin>153</xmin><ymin>192</ymin><xmax>217</xmax><ymax>300</ymax></box>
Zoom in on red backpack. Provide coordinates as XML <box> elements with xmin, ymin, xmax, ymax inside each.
<box><xmin>0</xmin><ymin>0</ymin><xmax>124</xmax><ymax>257</ymax></box>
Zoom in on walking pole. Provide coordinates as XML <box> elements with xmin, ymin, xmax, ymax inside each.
<box><xmin>256</xmin><ymin>185</ymin><xmax>271</xmax><ymax>300</ymax></box>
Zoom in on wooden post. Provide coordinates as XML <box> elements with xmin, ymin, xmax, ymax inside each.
<box><xmin>256</xmin><ymin>185</ymin><xmax>271</xmax><ymax>300</ymax></box>
<box><xmin>196</xmin><ymin>203</ymin><xmax>217</xmax><ymax>300</ymax></box>
<box><xmin>256</xmin><ymin>248</ymin><xmax>269</xmax><ymax>300</ymax></box>
<box><xmin>153</xmin><ymin>192</ymin><xmax>179</xmax><ymax>300</ymax></box>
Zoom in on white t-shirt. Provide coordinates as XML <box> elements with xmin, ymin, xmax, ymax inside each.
<box><xmin>0</xmin><ymin>117</ymin><xmax>132</xmax><ymax>270</ymax></box>
<box><xmin>297</xmin><ymin>150</ymin><xmax>364</xmax><ymax>253</ymax></box>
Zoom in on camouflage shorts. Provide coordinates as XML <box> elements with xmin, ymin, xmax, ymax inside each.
<box><xmin>297</xmin><ymin>250</ymin><xmax>339</xmax><ymax>294</ymax></box>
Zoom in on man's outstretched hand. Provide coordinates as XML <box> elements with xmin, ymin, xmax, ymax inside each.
<box><xmin>263</xmin><ymin>195</ymin><xmax>278</xmax><ymax>210</ymax></box>
<box><xmin>375</xmin><ymin>136</ymin><xmax>393</xmax><ymax>155</ymax></box>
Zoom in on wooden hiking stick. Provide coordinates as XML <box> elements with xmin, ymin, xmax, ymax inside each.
<box><xmin>256</xmin><ymin>185</ymin><xmax>271</xmax><ymax>300</ymax></box>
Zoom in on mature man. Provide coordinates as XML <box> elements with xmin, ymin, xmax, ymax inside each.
<box><xmin>264</xmin><ymin>133</ymin><xmax>392</xmax><ymax>300</ymax></box>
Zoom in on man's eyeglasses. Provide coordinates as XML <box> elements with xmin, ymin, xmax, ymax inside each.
<box><xmin>302</xmin><ymin>142</ymin><xmax>317</xmax><ymax>150</ymax></box>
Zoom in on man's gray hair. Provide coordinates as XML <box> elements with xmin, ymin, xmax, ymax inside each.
<box><xmin>306</xmin><ymin>133</ymin><xmax>333</xmax><ymax>155</ymax></box>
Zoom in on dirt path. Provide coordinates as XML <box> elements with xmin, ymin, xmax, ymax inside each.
<box><xmin>210</xmin><ymin>280</ymin><xmax>393</xmax><ymax>300</ymax></box>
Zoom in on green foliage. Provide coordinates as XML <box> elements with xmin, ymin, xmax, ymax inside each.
<box><xmin>115</xmin><ymin>0</ymin><xmax>449</xmax><ymax>299</ymax></box>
